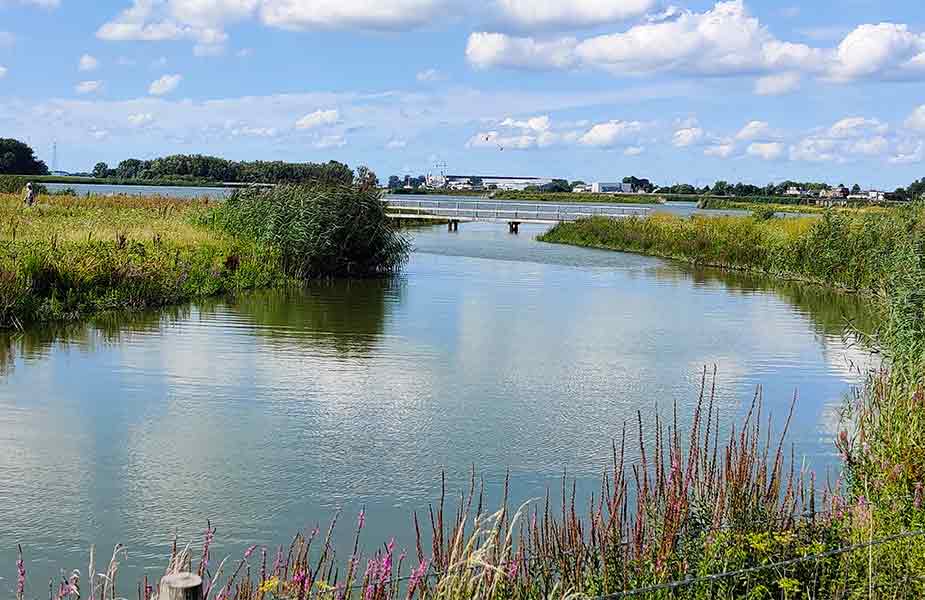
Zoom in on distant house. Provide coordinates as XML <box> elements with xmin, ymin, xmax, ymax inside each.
<box><xmin>785</xmin><ymin>186</ymin><xmax>803</xmax><ymax>197</ymax></box>
<box><xmin>819</xmin><ymin>186</ymin><xmax>849</xmax><ymax>199</ymax></box>
<box><xmin>572</xmin><ymin>184</ymin><xmax>591</xmax><ymax>193</ymax></box>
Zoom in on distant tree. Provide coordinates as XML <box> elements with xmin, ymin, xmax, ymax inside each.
<box><xmin>623</xmin><ymin>176</ymin><xmax>655</xmax><ymax>193</ymax></box>
<box><xmin>387</xmin><ymin>175</ymin><xmax>402</xmax><ymax>190</ymax></box>
<box><xmin>0</xmin><ymin>138</ymin><xmax>48</xmax><ymax>175</ymax></box>
<box><xmin>92</xmin><ymin>162</ymin><xmax>110</xmax><ymax>178</ymax></box>
<box><xmin>541</xmin><ymin>179</ymin><xmax>571</xmax><ymax>193</ymax></box>
<box><xmin>712</xmin><ymin>180</ymin><xmax>731</xmax><ymax>196</ymax></box>
<box><xmin>570</xmin><ymin>180</ymin><xmax>587</xmax><ymax>188</ymax></box>
<box><xmin>851</xmin><ymin>184</ymin><xmax>862</xmax><ymax>194</ymax></box>
<box><xmin>355</xmin><ymin>165</ymin><xmax>379</xmax><ymax>191</ymax></box>
<box><xmin>115</xmin><ymin>158</ymin><xmax>145</xmax><ymax>179</ymax></box>
<box><xmin>470</xmin><ymin>176</ymin><xmax>484</xmax><ymax>189</ymax></box>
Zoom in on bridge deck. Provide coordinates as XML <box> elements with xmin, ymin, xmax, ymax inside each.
<box><xmin>383</xmin><ymin>198</ymin><xmax>649</xmax><ymax>224</ymax></box>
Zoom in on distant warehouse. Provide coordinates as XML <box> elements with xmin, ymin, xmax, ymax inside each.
<box><xmin>432</xmin><ymin>175</ymin><xmax>555</xmax><ymax>191</ymax></box>
<box><xmin>592</xmin><ymin>182</ymin><xmax>635</xmax><ymax>194</ymax></box>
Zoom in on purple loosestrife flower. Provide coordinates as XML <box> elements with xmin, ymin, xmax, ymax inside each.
<box><xmin>358</xmin><ymin>509</ymin><xmax>366</xmax><ymax>531</ymax></box>
<box><xmin>16</xmin><ymin>545</ymin><xmax>26</xmax><ymax>600</ymax></box>
<box><xmin>244</xmin><ymin>545</ymin><xmax>258</xmax><ymax>560</ymax></box>
<box><xmin>407</xmin><ymin>559</ymin><xmax>429</xmax><ymax>598</ymax></box>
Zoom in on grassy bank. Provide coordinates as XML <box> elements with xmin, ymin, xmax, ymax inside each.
<box><xmin>0</xmin><ymin>193</ymin><xmax>286</xmax><ymax>328</ymax></box>
<box><xmin>697</xmin><ymin>197</ymin><xmax>890</xmax><ymax>215</ymax></box>
<box><xmin>540</xmin><ymin>207</ymin><xmax>925</xmax><ymax>586</ymax></box>
<box><xmin>539</xmin><ymin>211</ymin><xmax>914</xmax><ymax>292</ymax></box>
<box><xmin>0</xmin><ymin>185</ymin><xmax>409</xmax><ymax>329</ymax></box>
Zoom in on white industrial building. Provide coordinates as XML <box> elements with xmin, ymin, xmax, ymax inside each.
<box><xmin>435</xmin><ymin>175</ymin><xmax>554</xmax><ymax>191</ymax></box>
<box><xmin>591</xmin><ymin>182</ymin><xmax>635</xmax><ymax>194</ymax></box>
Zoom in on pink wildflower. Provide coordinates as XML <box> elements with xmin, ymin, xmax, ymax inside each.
<box><xmin>358</xmin><ymin>509</ymin><xmax>366</xmax><ymax>531</ymax></box>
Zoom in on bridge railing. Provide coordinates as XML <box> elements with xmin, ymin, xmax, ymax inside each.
<box><xmin>382</xmin><ymin>198</ymin><xmax>650</xmax><ymax>222</ymax></box>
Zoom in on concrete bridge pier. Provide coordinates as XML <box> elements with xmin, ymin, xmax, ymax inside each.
<box><xmin>448</xmin><ymin>220</ymin><xmax>459</xmax><ymax>232</ymax></box>
<box><xmin>508</xmin><ymin>221</ymin><xmax>520</xmax><ymax>234</ymax></box>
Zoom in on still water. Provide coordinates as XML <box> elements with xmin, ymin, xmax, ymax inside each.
<box><xmin>45</xmin><ymin>182</ymin><xmax>753</xmax><ymax>218</ymax></box>
<box><xmin>0</xmin><ymin>222</ymin><xmax>876</xmax><ymax>591</ymax></box>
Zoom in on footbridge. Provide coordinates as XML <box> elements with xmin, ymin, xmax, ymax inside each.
<box><xmin>383</xmin><ymin>198</ymin><xmax>649</xmax><ymax>233</ymax></box>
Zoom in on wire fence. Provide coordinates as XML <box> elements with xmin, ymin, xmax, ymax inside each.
<box><xmin>322</xmin><ymin>528</ymin><xmax>925</xmax><ymax>597</ymax></box>
<box><xmin>588</xmin><ymin>529</ymin><xmax>925</xmax><ymax>599</ymax></box>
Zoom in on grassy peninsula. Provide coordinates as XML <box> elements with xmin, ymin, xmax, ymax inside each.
<box><xmin>0</xmin><ymin>185</ymin><xmax>408</xmax><ymax>329</ymax></box>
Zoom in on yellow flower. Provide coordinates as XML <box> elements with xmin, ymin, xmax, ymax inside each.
<box><xmin>259</xmin><ymin>576</ymin><xmax>280</xmax><ymax>595</ymax></box>
<box><xmin>315</xmin><ymin>581</ymin><xmax>333</xmax><ymax>592</ymax></box>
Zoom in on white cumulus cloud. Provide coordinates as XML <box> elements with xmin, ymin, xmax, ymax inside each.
<box><xmin>78</xmin><ymin>54</ymin><xmax>99</xmax><ymax>71</ymax></box>
<box><xmin>754</xmin><ymin>72</ymin><xmax>800</xmax><ymax>95</ymax></box>
<box><xmin>578</xmin><ymin>120</ymin><xmax>644</xmax><ymax>147</ymax></box>
<box><xmin>735</xmin><ymin>120</ymin><xmax>771</xmax><ymax>141</ymax></box>
<box><xmin>747</xmin><ymin>142</ymin><xmax>784</xmax><ymax>160</ymax></box>
<box><xmin>466</xmin><ymin>32</ymin><xmax>577</xmax><ymax>69</ymax></box>
<box><xmin>260</xmin><ymin>0</ymin><xmax>445</xmax><ymax>31</ymax></box>
<box><xmin>128</xmin><ymin>112</ymin><xmax>155</xmax><ymax>127</ymax></box>
<box><xmin>75</xmin><ymin>80</ymin><xmax>103</xmax><ymax>94</ymax></box>
<box><xmin>494</xmin><ymin>0</ymin><xmax>656</xmax><ymax>29</ymax></box>
<box><xmin>149</xmin><ymin>74</ymin><xmax>182</xmax><ymax>95</ymax></box>
<box><xmin>904</xmin><ymin>105</ymin><xmax>925</xmax><ymax>131</ymax></box>
<box><xmin>673</xmin><ymin>126</ymin><xmax>704</xmax><ymax>147</ymax></box>
<box><xmin>0</xmin><ymin>66</ymin><xmax>6</xmax><ymax>79</ymax></box>
<box><xmin>704</xmin><ymin>143</ymin><xmax>736</xmax><ymax>158</ymax></box>
<box><xmin>295</xmin><ymin>108</ymin><xmax>339</xmax><ymax>129</ymax></box>
<box><xmin>624</xmin><ymin>146</ymin><xmax>644</xmax><ymax>156</ymax></box>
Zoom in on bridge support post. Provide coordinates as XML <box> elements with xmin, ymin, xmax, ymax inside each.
<box><xmin>508</xmin><ymin>222</ymin><xmax>520</xmax><ymax>234</ymax></box>
<box><xmin>448</xmin><ymin>220</ymin><xmax>459</xmax><ymax>232</ymax></box>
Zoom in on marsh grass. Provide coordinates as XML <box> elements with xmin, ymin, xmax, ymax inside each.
<box><xmin>697</xmin><ymin>197</ymin><xmax>891</xmax><ymax>215</ymax></box>
<box><xmin>209</xmin><ymin>185</ymin><xmax>410</xmax><ymax>279</ymax></box>
<box><xmin>0</xmin><ymin>193</ymin><xmax>289</xmax><ymax>328</ymax></box>
<box><xmin>539</xmin><ymin>208</ymin><xmax>921</xmax><ymax>292</ymax></box>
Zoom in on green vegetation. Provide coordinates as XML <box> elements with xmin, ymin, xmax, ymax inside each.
<box><xmin>88</xmin><ymin>154</ymin><xmax>354</xmax><ymax>186</ymax></box>
<box><xmin>0</xmin><ymin>175</ymin><xmax>47</xmax><ymax>194</ymax></box>
<box><xmin>539</xmin><ymin>210</ymin><xmax>914</xmax><ymax>291</ymax></box>
<box><xmin>539</xmin><ymin>206</ymin><xmax>925</xmax><ymax>594</ymax></box>
<box><xmin>0</xmin><ymin>184</ymin><xmax>408</xmax><ymax>329</ymax></box>
<box><xmin>209</xmin><ymin>184</ymin><xmax>410</xmax><ymax>279</ymax></box>
<box><xmin>698</xmin><ymin>197</ymin><xmax>890</xmax><ymax>214</ymax></box>
<box><xmin>0</xmin><ymin>138</ymin><xmax>48</xmax><ymax>175</ymax></box>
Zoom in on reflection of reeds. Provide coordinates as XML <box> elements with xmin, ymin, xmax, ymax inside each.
<box><xmin>23</xmin><ymin>371</ymin><xmax>904</xmax><ymax>599</ymax></box>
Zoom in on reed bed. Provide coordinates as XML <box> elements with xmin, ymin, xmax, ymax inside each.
<box><xmin>0</xmin><ymin>184</ymin><xmax>409</xmax><ymax>328</ymax></box>
<box><xmin>539</xmin><ymin>209</ymin><xmax>920</xmax><ymax>293</ymax></box>
<box><xmin>15</xmin><ymin>373</ymin><xmax>925</xmax><ymax>599</ymax></box>
<box><xmin>696</xmin><ymin>197</ymin><xmax>890</xmax><ymax>215</ymax></box>
<box><xmin>540</xmin><ymin>205</ymin><xmax>925</xmax><ymax>595</ymax></box>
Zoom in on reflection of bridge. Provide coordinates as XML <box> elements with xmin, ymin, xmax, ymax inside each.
<box><xmin>383</xmin><ymin>198</ymin><xmax>650</xmax><ymax>233</ymax></box>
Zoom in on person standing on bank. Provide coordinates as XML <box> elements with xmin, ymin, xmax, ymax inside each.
<box><xmin>22</xmin><ymin>182</ymin><xmax>35</xmax><ymax>207</ymax></box>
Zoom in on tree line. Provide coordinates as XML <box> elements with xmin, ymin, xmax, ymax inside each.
<box><xmin>92</xmin><ymin>155</ymin><xmax>355</xmax><ymax>186</ymax></box>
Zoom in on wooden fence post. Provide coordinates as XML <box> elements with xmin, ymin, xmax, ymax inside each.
<box><xmin>158</xmin><ymin>573</ymin><xmax>203</xmax><ymax>600</ymax></box>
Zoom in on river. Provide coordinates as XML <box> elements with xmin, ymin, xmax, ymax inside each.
<box><xmin>45</xmin><ymin>183</ymin><xmax>755</xmax><ymax>218</ymax></box>
<box><xmin>0</xmin><ymin>220</ymin><xmax>876</xmax><ymax>591</ymax></box>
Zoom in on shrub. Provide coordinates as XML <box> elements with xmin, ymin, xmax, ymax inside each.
<box><xmin>0</xmin><ymin>175</ymin><xmax>47</xmax><ymax>195</ymax></box>
<box><xmin>211</xmin><ymin>184</ymin><xmax>411</xmax><ymax>278</ymax></box>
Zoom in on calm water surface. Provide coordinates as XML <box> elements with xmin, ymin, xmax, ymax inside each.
<box><xmin>0</xmin><ymin>222</ymin><xmax>876</xmax><ymax>590</ymax></box>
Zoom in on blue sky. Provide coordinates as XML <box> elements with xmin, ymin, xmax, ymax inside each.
<box><xmin>1</xmin><ymin>0</ymin><xmax>924</xmax><ymax>188</ymax></box>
